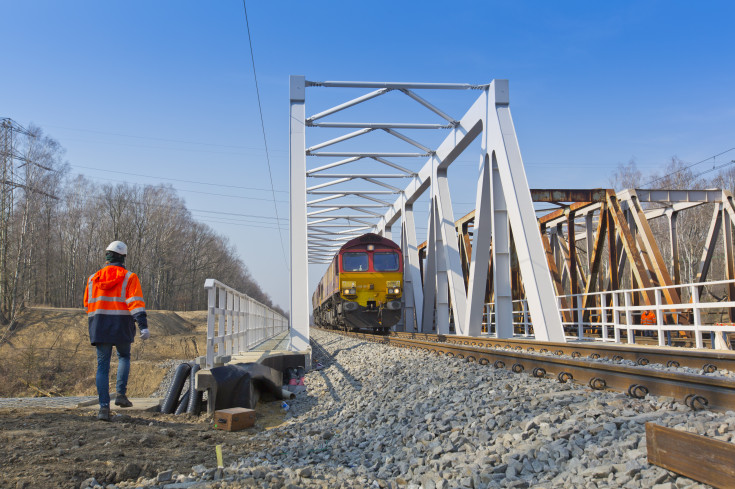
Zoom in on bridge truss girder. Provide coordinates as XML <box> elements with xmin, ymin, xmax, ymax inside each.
<box><xmin>290</xmin><ymin>77</ymin><xmax>566</xmax><ymax>344</ymax></box>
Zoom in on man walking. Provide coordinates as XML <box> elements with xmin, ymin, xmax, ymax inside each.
<box><xmin>84</xmin><ymin>241</ymin><xmax>150</xmax><ymax>421</ymax></box>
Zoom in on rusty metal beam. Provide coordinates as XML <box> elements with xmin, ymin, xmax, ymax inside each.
<box><xmin>647</xmin><ymin>423</ymin><xmax>735</xmax><ymax>488</ymax></box>
<box><xmin>530</xmin><ymin>189</ymin><xmax>608</xmax><ymax>203</ymax></box>
<box><xmin>695</xmin><ymin>204</ymin><xmax>722</xmax><ymax>292</ymax></box>
<box><xmin>541</xmin><ymin>232</ymin><xmax>571</xmax><ymax>323</ymax></box>
<box><xmin>621</xmin><ymin>190</ymin><xmax>681</xmax><ymax>305</ymax></box>
<box><xmin>582</xmin><ymin>204</ymin><xmax>608</xmax><ymax>318</ymax></box>
<box><xmin>606</xmin><ymin>191</ymin><xmax>656</xmax><ymax>305</ymax></box>
<box><xmin>538</xmin><ymin>201</ymin><xmax>597</xmax><ymax>225</ymax></box>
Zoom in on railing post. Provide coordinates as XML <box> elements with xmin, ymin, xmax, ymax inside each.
<box><xmin>576</xmin><ymin>293</ymin><xmax>584</xmax><ymax>340</ymax></box>
<box><xmin>692</xmin><ymin>284</ymin><xmax>704</xmax><ymax>349</ymax></box>
<box><xmin>655</xmin><ymin>288</ymin><xmax>665</xmax><ymax>346</ymax></box>
<box><xmin>624</xmin><ymin>291</ymin><xmax>634</xmax><ymax>344</ymax></box>
<box><xmin>225</xmin><ymin>291</ymin><xmax>233</xmax><ymax>356</ymax></box>
<box><xmin>523</xmin><ymin>299</ymin><xmax>529</xmax><ymax>337</ymax></box>
<box><xmin>601</xmin><ymin>292</ymin><xmax>609</xmax><ymax>341</ymax></box>
<box><xmin>217</xmin><ymin>285</ymin><xmax>226</xmax><ymax>357</ymax></box>
<box><xmin>205</xmin><ymin>280</ymin><xmax>216</xmax><ymax>368</ymax></box>
<box><xmin>612</xmin><ymin>293</ymin><xmax>621</xmax><ymax>343</ymax></box>
<box><xmin>204</xmin><ymin>279</ymin><xmax>289</xmax><ymax>368</ymax></box>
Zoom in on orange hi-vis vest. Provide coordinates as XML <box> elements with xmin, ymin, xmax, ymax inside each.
<box><xmin>84</xmin><ymin>264</ymin><xmax>147</xmax><ymax>345</ymax></box>
<box><xmin>641</xmin><ymin>311</ymin><xmax>656</xmax><ymax>326</ymax></box>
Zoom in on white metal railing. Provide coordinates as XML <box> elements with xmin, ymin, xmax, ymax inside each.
<box><xmin>203</xmin><ymin>279</ymin><xmax>289</xmax><ymax>368</ymax></box>
<box><xmin>484</xmin><ymin>279</ymin><xmax>735</xmax><ymax>350</ymax></box>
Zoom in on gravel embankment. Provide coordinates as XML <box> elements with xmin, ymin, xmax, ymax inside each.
<box><xmin>110</xmin><ymin>330</ymin><xmax>734</xmax><ymax>489</ymax></box>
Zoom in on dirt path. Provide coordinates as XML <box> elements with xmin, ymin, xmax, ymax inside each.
<box><xmin>2</xmin><ymin>404</ymin><xmax>286</xmax><ymax>489</ymax></box>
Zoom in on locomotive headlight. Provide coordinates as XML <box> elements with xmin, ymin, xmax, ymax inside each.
<box><xmin>343</xmin><ymin>287</ymin><xmax>356</xmax><ymax>295</ymax></box>
<box><xmin>393</xmin><ymin>288</ymin><xmax>401</xmax><ymax>294</ymax></box>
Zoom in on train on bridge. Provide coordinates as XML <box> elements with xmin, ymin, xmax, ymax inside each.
<box><xmin>312</xmin><ymin>233</ymin><xmax>403</xmax><ymax>333</ymax></box>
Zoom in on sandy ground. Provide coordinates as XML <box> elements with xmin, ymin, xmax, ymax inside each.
<box><xmin>2</xmin><ymin>403</ymin><xmax>288</xmax><ymax>489</ymax></box>
<box><xmin>0</xmin><ymin>307</ymin><xmax>282</xmax><ymax>489</ymax></box>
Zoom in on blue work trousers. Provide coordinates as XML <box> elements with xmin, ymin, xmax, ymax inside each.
<box><xmin>95</xmin><ymin>343</ymin><xmax>131</xmax><ymax>407</ymax></box>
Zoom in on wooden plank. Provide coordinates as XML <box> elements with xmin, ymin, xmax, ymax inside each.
<box><xmin>646</xmin><ymin>422</ymin><xmax>735</xmax><ymax>489</ymax></box>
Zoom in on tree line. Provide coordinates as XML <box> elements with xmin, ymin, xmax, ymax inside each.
<box><xmin>0</xmin><ymin>121</ymin><xmax>286</xmax><ymax>330</ymax></box>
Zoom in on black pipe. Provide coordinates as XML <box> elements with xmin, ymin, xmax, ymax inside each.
<box><xmin>187</xmin><ymin>363</ymin><xmax>202</xmax><ymax>415</ymax></box>
<box><xmin>174</xmin><ymin>390</ymin><xmax>191</xmax><ymax>415</ymax></box>
<box><xmin>161</xmin><ymin>362</ymin><xmax>191</xmax><ymax>414</ymax></box>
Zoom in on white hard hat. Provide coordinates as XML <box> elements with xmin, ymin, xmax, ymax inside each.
<box><xmin>106</xmin><ymin>241</ymin><xmax>128</xmax><ymax>255</ymax></box>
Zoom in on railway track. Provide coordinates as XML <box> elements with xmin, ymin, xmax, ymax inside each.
<box><xmin>320</xmin><ymin>328</ymin><xmax>735</xmax><ymax>412</ymax></box>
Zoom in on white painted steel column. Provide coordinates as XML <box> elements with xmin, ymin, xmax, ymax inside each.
<box><xmin>490</xmin><ymin>151</ymin><xmax>512</xmax><ymax>339</ymax></box>
<box><xmin>464</xmin><ymin>153</ymin><xmax>492</xmax><ymax>337</ymax></box>
<box><xmin>432</xmin><ymin>197</ymin><xmax>451</xmax><ymax>334</ymax></box>
<box><xmin>485</xmin><ymin>80</ymin><xmax>565</xmax><ymax>342</ymax></box>
<box><xmin>402</xmin><ymin>201</ymin><xmax>424</xmax><ymax>331</ymax></box>
<box><xmin>421</xmin><ymin>202</ymin><xmax>437</xmax><ymax>332</ymax></box>
<box><xmin>289</xmin><ymin>75</ymin><xmax>310</xmax><ymax>351</ymax></box>
<box><xmin>435</xmin><ymin>168</ymin><xmax>467</xmax><ymax>333</ymax></box>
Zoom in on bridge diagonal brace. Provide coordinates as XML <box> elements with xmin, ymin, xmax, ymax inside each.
<box><xmin>606</xmin><ymin>191</ymin><xmax>656</xmax><ymax>305</ymax></box>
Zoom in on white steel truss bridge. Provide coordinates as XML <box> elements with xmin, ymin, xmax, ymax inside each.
<box><xmin>288</xmin><ymin>77</ymin><xmax>566</xmax><ymax>350</ymax></box>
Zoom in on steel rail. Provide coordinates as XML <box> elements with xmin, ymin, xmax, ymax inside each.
<box><xmin>390</xmin><ymin>331</ymin><xmax>735</xmax><ymax>372</ymax></box>
<box><xmin>321</xmin><ymin>329</ymin><xmax>735</xmax><ymax>412</ymax></box>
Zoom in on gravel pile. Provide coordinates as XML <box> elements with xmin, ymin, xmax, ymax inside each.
<box><xmin>151</xmin><ymin>359</ymin><xmax>194</xmax><ymax>399</ymax></box>
<box><xmin>112</xmin><ymin>330</ymin><xmax>734</xmax><ymax>489</ymax></box>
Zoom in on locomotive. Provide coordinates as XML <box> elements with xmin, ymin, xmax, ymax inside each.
<box><xmin>312</xmin><ymin>233</ymin><xmax>403</xmax><ymax>333</ymax></box>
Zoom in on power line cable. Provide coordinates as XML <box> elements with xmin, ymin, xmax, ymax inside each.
<box><xmin>642</xmin><ymin>147</ymin><xmax>735</xmax><ymax>188</ymax></box>
<box><xmin>76</xmin><ymin>173</ymin><xmax>288</xmax><ymax>202</ymax></box>
<box><xmin>242</xmin><ymin>0</ymin><xmax>289</xmax><ymax>272</ymax></box>
<box><xmin>42</xmin><ymin>123</ymin><xmax>286</xmax><ymax>152</ymax></box>
<box><xmin>70</xmin><ymin>164</ymin><xmax>288</xmax><ymax>193</ymax></box>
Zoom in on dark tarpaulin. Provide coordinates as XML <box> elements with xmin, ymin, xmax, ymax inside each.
<box><xmin>209</xmin><ymin>363</ymin><xmax>284</xmax><ymax>410</ymax></box>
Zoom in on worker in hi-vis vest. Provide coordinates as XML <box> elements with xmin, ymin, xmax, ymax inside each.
<box><xmin>84</xmin><ymin>241</ymin><xmax>149</xmax><ymax>421</ymax></box>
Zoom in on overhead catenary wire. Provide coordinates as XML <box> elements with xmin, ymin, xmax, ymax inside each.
<box><xmin>642</xmin><ymin>147</ymin><xmax>735</xmax><ymax>188</ymax></box>
<box><xmin>75</xmin><ymin>172</ymin><xmax>288</xmax><ymax>203</ymax></box>
<box><xmin>242</xmin><ymin>0</ymin><xmax>289</xmax><ymax>272</ymax></box>
<box><xmin>70</xmin><ymin>164</ymin><xmax>288</xmax><ymax>193</ymax></box>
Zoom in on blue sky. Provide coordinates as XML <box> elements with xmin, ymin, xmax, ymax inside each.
<box><xmin>1</xmin><ymin>1</ymin><xmax>734</xmax><ymax>311</ymax></box>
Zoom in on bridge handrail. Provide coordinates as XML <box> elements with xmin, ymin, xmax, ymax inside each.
<box><xmin>203</xmin><ymin>278</ymin><xmax>289</xmax><ymax>368</ymax></box>
<box><xmin>483</xmin><ymin>278</ymin><xmax>735</xmax><ymax>349</ymax></box>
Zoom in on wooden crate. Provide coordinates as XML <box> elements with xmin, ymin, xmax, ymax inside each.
<box><xmin>213</xmin><ymin>407</ymin><xmax>256</xmax><ymax>431</ymax></box>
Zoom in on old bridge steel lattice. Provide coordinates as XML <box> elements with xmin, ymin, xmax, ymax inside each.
<box><xmin>288</xmin><ymin>76</ymin><xmax>735</xmax><ymax>350</ymax></box>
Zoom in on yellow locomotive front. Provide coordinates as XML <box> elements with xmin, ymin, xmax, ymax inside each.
<box><xmin>338</xmin><ymin>235</ymin><xmax>403</xmax><ymax>332</ymax></box>
<box><xmin>313</xmin><ymin>233</ymin><xmax>403</xmax><ymax>332</ymax></box>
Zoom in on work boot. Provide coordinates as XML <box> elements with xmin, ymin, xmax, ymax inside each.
<box><xmin>97</xmin><ymin>406</ymin><xmax>111</xmax><ymax>421</ymax></box>
<box><xmin>115</xmin><ymin>393</ymin><xmax>133</xmax><ymax>408</ymax></box>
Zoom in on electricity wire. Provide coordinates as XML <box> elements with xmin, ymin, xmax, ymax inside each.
<box><xmin>642</xmin><ymin>147</ymin><xmax>735</xmax><ymax>188</ymax></box>
<box><xmin>242</xmin><ymin>0</ymin><xmax>289</xmax><ymax>271</ymax></box>
<box><xmin>70</xmin><ymin>164</ymin><xmax>288</xmax><ymax>193</ymax></box>
<box><xmin>76</xmin><ymin>173</ymin><xmax>288</xmax><ymax>202</ymax></box>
